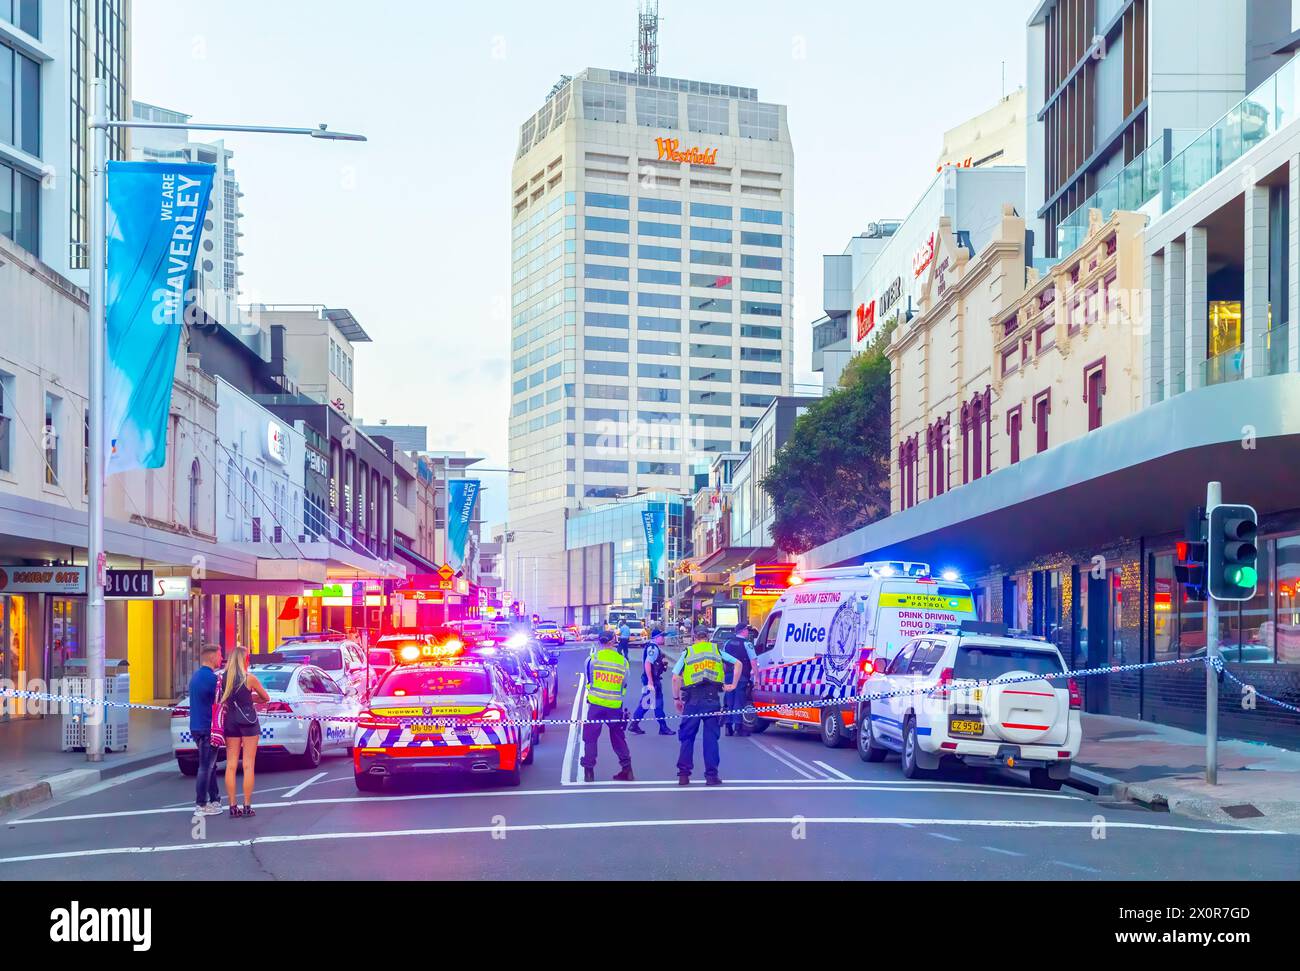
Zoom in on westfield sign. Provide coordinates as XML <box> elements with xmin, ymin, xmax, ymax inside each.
<box><xmin>655</xmin><ymin>137</ymin><xmax>719</xmax><ymax>166</ymax></box>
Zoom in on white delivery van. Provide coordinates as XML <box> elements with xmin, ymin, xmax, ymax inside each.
<box><xmin>744</xmin><ymin>561</ymin><xmax>978</xmax><ymax>747</ymax></box>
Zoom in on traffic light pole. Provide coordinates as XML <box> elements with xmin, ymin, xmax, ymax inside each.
<box><xmin>1205</xmin><ymin>480</ymin><xmax>1221</xmax><ymax>785</ymax></box>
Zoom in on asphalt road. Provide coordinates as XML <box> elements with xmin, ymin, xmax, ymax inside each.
<box><xmin>1</xmin><ymin>650</ymin><xmax>1296</xmax><ymax>880</ymax></box>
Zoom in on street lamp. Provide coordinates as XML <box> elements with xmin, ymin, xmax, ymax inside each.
<box><xmin>84</xmin><ymin>79</ymin><xmax>365</xmax><ymax>761</ymax></box>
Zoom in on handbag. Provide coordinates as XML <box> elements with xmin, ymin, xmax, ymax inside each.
<box><xmin>210</xmin><ymin>697</ymin><xmax>226</xmax><ymax>748</ymax></box>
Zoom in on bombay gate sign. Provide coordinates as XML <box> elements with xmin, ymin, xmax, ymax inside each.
<box><xmin>0</xmin><ymin>566</ymin><xmax>86</xmax><ymax>595</ymax></box>
<box><xmin>655</xmin><ymin>137</ymin><xmax>719</xmax><ymax>166</ymax></box>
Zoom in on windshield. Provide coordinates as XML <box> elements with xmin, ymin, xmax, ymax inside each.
<box><xmin>378</xmin><ymin>668</ymin><xmax>491</xmax><ymax>697</ymax></box>
<box><xmin>368</xmin><ymin>650</ymin><xmax>394</xmax><ymax>666</ymax></box>
<box><xmin>954</xmin><ymin>645</ymin><xmax>1065</xmax><ymax>680</ymax></box>
<box><xmin>249</xmin><ymin>669</ymin><xmax>294</xmax><ymax>690</ymax></box>
<box><xmin>483</xmin><ymin>651</ymin><xmax>521</xmax><ymax>676</ymax></box>
<box><xmin>273</xmin><ymin>647</ymin><xmax>342</xmax><ymax>670</ymax></box>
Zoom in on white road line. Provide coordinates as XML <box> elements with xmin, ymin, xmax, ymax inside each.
<box><xmin>982</xmin><ymin>845</ymin><xmax>1025</xmax><ymax>857</ymax></box>
<box><xmin>281</xmin><ymin>772</ymin><xmax>327</xmax><ymax>800</ymax></box>
<box><xmin>1053</xmin><ymin>859</ymin><xmax>1103</xmax><ymax>874</ymax></box>
<box><xmin>560</xmin><ymin>671</ymin><xmax>586</xmax><ymax>786</ymax></box>
<box><xmin>749</xmin><ymin>738</ymin><xmax>817</xmax><ymax>779</ymax></box>
<box><xmin>0</xmin><ymin>815</ymin><xmax>1285</xmax><ymax>866</ymax></box>
<box><xmin>812</xmin><ymin>760</ymin><xmax>855</xmax><ymax>782</ymax></box>
<box><xmin>927</xmin><ymin>832</ymin><xmax>962</xmax><ymax>842</ymax></box>
<box><xmin>767</xmin><ymin>742</ymin><xmax>832</xmax><ymax>779</ymax></box>
<box><xmin>6</xmin><ymin>783</ymin><xmax>1085</xmax><ymax>827</ymax></box>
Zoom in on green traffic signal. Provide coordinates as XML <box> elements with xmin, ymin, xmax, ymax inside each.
<box><xmin>1208</xmin><ymin>503</ymin><xmax>1260</xmax><ymax>602</ymax></box>
<box><xmin>1226</xmin><ymin>565</ymin><xmax>1258</xmax><ymax>588</ymax></box>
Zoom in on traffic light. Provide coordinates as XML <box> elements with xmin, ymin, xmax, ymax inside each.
<box><xmin>1207</xmin><ymin>503</ymin><xmax>1259</xmax><ymax>601</ymax></box>
<box><xmin>1173</xmin><ymin>539</ymin><xmax>1207</xmax><ymax>601</ymax></box>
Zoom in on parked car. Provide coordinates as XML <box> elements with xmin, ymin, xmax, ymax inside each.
<box><xmin>272</xmin><ymin>634</ymin><xmax>370</xmax><ymax>699</ymax></box>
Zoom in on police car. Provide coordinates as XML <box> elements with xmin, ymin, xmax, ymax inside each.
<box><xmin>857</xmin><ymin>621</ymin><xmax>1082</xmax><ymax>790</ymax></box>
<box><xmin>353</xmin><ymin>648</ymin><xmax>537</xmax><ymax>791</ymax></box>
<box><xmin>745</xmin><ymin>562</ymin><xmax>979</xmax><ymax>747</ymax></box>
<box><xmin>172</xmin><ymin>661</ymin><xmax>360</xmax><ymax>774</ymax></box>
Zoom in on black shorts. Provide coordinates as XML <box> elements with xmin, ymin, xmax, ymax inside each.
<box><xmin>223</xmin><ymin>721</ymin><xmax>261</xmax><ymax>739</ymax></box>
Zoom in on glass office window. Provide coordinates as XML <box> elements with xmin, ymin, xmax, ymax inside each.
<box><xmin>691</xmin><ymin>226</ymin><xmax>732</xmax><ymax>244</ymax></box>
<box><xmin>638</xmin><ymin>362</ymin><xmax>680</xmax><ymax>380</ymax></box>
<box><xmin>691</xmin><ymin>249</ymin><xmax>731</xmax><ymax>267</ymax></box>
<box><xmin>638</xmin><ymin>386</ymin><xmax>680</xmax><ymax>403</ymax></box>
<box><xmin>637</xmin><ymin>339</ymin><xmax>680</xmax><ymax>356</ymax></box>
<box><xmin>586</xmin><ymin>312</ymin><xmax>629</xmax><ymax>329</ymax></box>
<box><xmin>741</xmin><ymin>207</ymin><xmax>782</xmax><ymax>225</ymax></box>
<box><xmin>635</xmin><ymin>87</ymin><xmax>678</xmax><ymax>129</ymax></box>
<box><xmin>690</xmin><ymin>367</ymin><xmax>731</xmax><ymax>382</ymax></box>
<box><xmin>741</xmin><ymin>254</ymin><xmax>782</xmax><ymax>270</ymax></box>
<box><xmin>585</xmin><ymin>334</ymin><xmax>629</xmax><ymax>353</ymax></box>
<box><xmin>690</xmin><ymin>343</ymin><xmax>731</xmax><ymax>360</ymax></box>
<box><xmin>741</xmin><ymin>231</ymin><xmax>782</xmax><ymax>248</ymax></box>
<box><xmin>587</xmin><ymin>240</ymin><xmax>629</xmax><ymax>258</ymax></box>
<box><xmin>640</xmin><ymin>268</ymin><xmax>680</xmax><ymax>286</ymax></box>
<box><xmin>738</xmin><ymin>102</ymin><xmax>779</xmax><ymax>141</ymax></box>
<box><xmin>586</xmin><ymin>215</ymin><xmax>630</xmax><ymax>234</ymax></box>
<box><xmin>691</xmin><ymin>202</ymin><xmax>732</xmax><ymax>220</ymax></box>
<box><xmin>691</xmin><ymin>296</ymin><xmax>731</xmax><ymax>312</ymax></box>
<box><xmin>741</xmin><ymin>370</ymin><xmax>782</xmax><ymax>385</ymax></box>
<box><xmin>586</xmin><ymin>360</ymin><xmax>629</xmax><ymax>377</ymax></box>
<box><xmin>638</xmin><ymin>244</ymin><xmax>681</xmax><ymax>263</ymax></box>
<box><xmin>0</xmin><ymin>44</ymin><xmax>12</xmax><ymax>144</ymax></box>
<box><xmin>586</xmin><ymin>263</ymin><xmax>629</xmax><ymax>281</ymax></box>
<box><xmin>637</xmin><ymin>316</ymin><xmax>680</xmax><ymax>333</ymax></box>
<box><xmin>687</xmin><ymin>94</ymin><xmax>729</xmax><ymax>136</ymax></box>
<box><xmin>690</xmin><ymin>390</ymin><xmax>731</xmax><ymax>406</ymax></box>
<box><xmin>586</xmin><ymin>192</ymin><xmax>629</xmax><ymax>210</ymax></box>
<box><xmin>639</xmin><ymin>197</ymin><xmax>681</xmax><ymax>215</ymax></box>
<box><xmin>639</xmin><ymin>292</ymin><xmax>680</xmax><ymax>309</ymax></box>
<box><xmin>582</xmin><ymin>81</ymin><xmax>627</xmax><ymax>123</ymax></box>
<box><xmin>691</xmin><ymin>320</ymin><xmax>732</xmax><ymax>337</ymax></box>
<box><xmin>639</xmin><ymin>220</ymin><xmax>681</xmax><ymax>239</ymax></box>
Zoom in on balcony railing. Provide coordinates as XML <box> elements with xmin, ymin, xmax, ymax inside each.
<box><xmin>1057</xmin><ymin>54</ymin><xmax>1300</xmax><ymax>255</ymax></box>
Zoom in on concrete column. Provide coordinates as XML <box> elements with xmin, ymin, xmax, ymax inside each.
<box><xmin>1163</xmin><ymin>239</ymin><xmax>1186</xmax><ymax>397</ymax></box>
<box><xmin>1290</xmin><ymin>155</ymin><xmax>1300</xmax><ymax>373</ymax></box>
<box><xmin>1243</xmin><ymin>184</ymin><xmax>1270</xmax><ymax>379</ymax></box>
<box><xmin>1144</xmin><ymin>248</ymin><xmax>1165</xmax><ymax>405</ymax></box>
<box><xmin>1184</xmin><ymin>227</ymin><xmax>1209</xmax><ymax>391</ymax></box>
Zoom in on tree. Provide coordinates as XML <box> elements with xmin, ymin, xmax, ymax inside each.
<box><xmin>761</xmin><ymin>320</ymin><xmax>895</xmax><ymax>554</ymax></box>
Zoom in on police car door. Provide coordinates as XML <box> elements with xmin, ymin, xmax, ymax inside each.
<box><xmin>877</xmin><ymin>639</ymin><xmax>923</xmax><ymax>742</ymax></box>
<box><xmin>749</xmin><ymin>610</ymin><xmax>783</xmax><ymax>713</ymax></box>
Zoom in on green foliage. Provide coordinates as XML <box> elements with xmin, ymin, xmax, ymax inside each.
<box><xmin>760</xmin><ymin>321</ymin><xmax>895</xmax><ymax>554</ymax></box>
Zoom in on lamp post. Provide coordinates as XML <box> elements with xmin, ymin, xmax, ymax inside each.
<box><xmin>84</xmin><ymin>78</ymin><xmax>365</xmax><ymax>761</ymax></box>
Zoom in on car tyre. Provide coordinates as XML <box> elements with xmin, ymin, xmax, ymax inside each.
<box><xmin>296</xmin><ymin>723</ymin><xmax>323</xmax><ymax>769</ymax></box>
<box><xmin>498</xmin><ymin>765</ymin><xmax>522</xmax><ymax>786</ymax></box>
<box><xmin>901</xmin><ymin>716</ymin><xmax>928</xmax><ymax>779</ymax></box>
<box><xmin>354</xmin><ymin>770</ymin><xmax>383</xmax><ymax>792</ymax></box>
<box><xmin>857</xmin><ymin>706</ymin><xmax>888</xmax><ymax>763</ymax></box>
<box><xmin>741</xmin><ymin>708</ymin><xmax>771</xmax><ymax>734</ymax></box>
<box><xmin>819</xmin><ymin>707</ymin><xmax>848</xmax><ymax>748</ymax></box>
<box><xmin>1030</xmin><ymin>767</ymin><xmax>1064</xmax><ymax>791</ymax></box>
<box><xmin>177</xmin><ymin>757</ymin><xmax>198</xmax><ymax>777</ymax></box>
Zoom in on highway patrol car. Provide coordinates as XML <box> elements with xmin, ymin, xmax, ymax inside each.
<box><xmin>745</xmin><ymin>562</ymin><xmax>978</xmax><ymax>747</ymax></box>
<box><xmin>353</xmin><ymin>651</ymin><xmax>536</xmax><ymax>791</ymax></box>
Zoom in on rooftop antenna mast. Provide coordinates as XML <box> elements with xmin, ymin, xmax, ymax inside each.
<box><xmin>637</xmin><ymin>0</ymin><xmax>660</xmax><ymax>76</ymax></box>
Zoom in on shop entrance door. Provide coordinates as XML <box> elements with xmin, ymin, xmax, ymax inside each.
<box><xmin>1084</xmin><ymin>573</ymin><xmax>1110</xmax><ymax>714</ymax></box>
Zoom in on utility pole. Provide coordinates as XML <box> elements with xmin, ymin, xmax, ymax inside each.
<box><xmin>1205</xmin><ymin>479</ymin><xmax>1221</xmax><ymax>785</ymax></box>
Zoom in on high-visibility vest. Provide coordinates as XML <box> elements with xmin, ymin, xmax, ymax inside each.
<box><xmin>586</xmin><ymin>648</ymin><xmax>629</xmax><ymax>708</ymax></box>
<box><xmin>681</xmin><ymin>641</ymin><xmax>725</xmax><ymax>687</ymax></box>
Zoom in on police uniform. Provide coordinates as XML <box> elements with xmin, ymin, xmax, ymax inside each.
<box><xmin>673</xmin><ymin>638</ymin><xmax>740</xmax><ymax>784</ymax></box>
<box><xmin>581</xmin><ymin>636</ymin><xmax>634</xmax><ymax>782</ymax></box>
<box><xmin>629</xmin><ymin>633</ymin><xmax>672</xmax><ymax>735</ymax></box>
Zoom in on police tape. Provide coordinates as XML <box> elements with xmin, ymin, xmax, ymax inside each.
<box><xmin>3</xmin><ymin>653</ymin><xmax>1294</xmax><ymax>730</ymax></box>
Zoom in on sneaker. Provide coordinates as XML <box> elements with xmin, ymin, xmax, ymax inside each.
<box><xmin>583</xmin><ymin>767</ymin><xmax>595</xmax><ymax>783</ymax></box>
<box><xmin>705</xmin><ymin>776</ymin><xmax>722</xmax><ymax>786</ymax></box>
<box><xmin>200</xmin><ymin>802</ymin><xmax>223</xmax><ymax>816</ymax></box>
<box><xmin>658</xmin><ymin>726</ymin><xmax>675</xmax><ymax>736</ymax></box>
<box><xmin>612</xmin><ymin>767</ymin><xmax>635</xmax><ymax>782</ymax></box>
<box><xmin>628</xmin><ymin>724</ymin><xmax>645</xmax><ymax>735</ymax></box>
<box><xmin>677</xmin><ymin>774</ymin><xmax>690</xmax><ymax>786</ymax></box>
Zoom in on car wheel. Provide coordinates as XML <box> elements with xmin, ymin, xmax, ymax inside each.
<box><xmin>857</xmin><ymin>706</ymin><xmax>888</xmax><ymax>763</ymax></box>
<box><xmin>820</xmin><ymin>707</ymin><xmax>848</xmax><ymax>748</ymax></box>
<box><xmin>523</xmin><ymin>733</ymin><xmax>536</xmax><ymax>765</ymax></box>
<box><xmin>1030</xmin><ymin>767</ymin><xmax>1064</xmax><ymax>791</ymax></box>
<box><xmin>354</xmin><ymin>770</ymin><xmax>383</xmax><ymax>792</ymax></box>
<box><xmin>741</xmin><ymin>708</ymin><xmax>772</xmax><ymax>734</ymax></box>
<box><xmin>177</xmin><ymin>757</ymin><xmax>198</xmax><ymax>777</ymax></box>
<box><xmin>498</xmin><ymin>765</ymin><xmax>522</xmax><ymax>786</ymax></box>
<box><xmin>296</xmin><ymin>723</ymin><xmax>323</xmax><ymax>769</ymax></box>
<box><xmin>901</xmin><ymin>717</ymin><xmax>927</xmax><ymax>779</ymax></box>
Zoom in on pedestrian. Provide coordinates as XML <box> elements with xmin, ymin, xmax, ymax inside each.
<box><xmin>671</xmin><ymin>626</ymin><xmax>741</xmax><ymax>785</ymax></box>
<box><xmin>723</xmin><ymin>625</ymin><xmax>759</xmax><ymax>737</ymax></box>
<box><xmin>628</xmin><ymin>628</ymin><xmax>673</xmax><ymax>736</ymax></box>
<box><xmin>220</xmin><ymin>646</ymin><xmax>270</xmax><ymax>818</ymax></box>
<box><xmin>581</xmin><ymin>631</ymin><xmax>635</xmax><ymax>783</ymax></box>
<box><xmin>617</xmin><ymin>619</ymin><xmax>632</xmax><ymax>658</ymax></box>
<box><xmin>188</xmin><ymin>645</ymin><xmax>223</xmax><ymax>816</ymax></box>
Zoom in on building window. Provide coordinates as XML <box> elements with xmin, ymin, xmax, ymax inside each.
<box><xmin>1001</xmin><ymin>346</ymin><xmax>1019</xmax><ymax>376</ymax></box>
<box><xmin>189</xmin><ymin>459</ymin><xmax>201</xmax><ymax>531</ymax></box>
<box><xmin>581</xmin><ymin>81</ymin><xmax>627</xmax><ymax>124</ymax></box>
<box><xmin>1006</xmin><ymin>405</ymin><xmax>1023</xmax><ymax>465</ymax></box>
<box><xmin>43</xmin><ymin>392</ymin><xmax>60</xmax><ymax>485</ymax></box>
<box><xmin>0</xmin><ymin>371</ymin><xmax>13</xmax><ymax>473</ymax></box>
<box><xmin>226</xmin><ymin>459</ymin><xmax>236</xmax><ymax>516</ymax></box>
<box><xmin>1033</xmin><ymin>390</ymin><xmax>1051</xmax><ymax>454</ymax></box>
<box><xmin>686</xmin><ymin>94</ymin><xmax>729</xmax><ymax>136</ymax></box>
<box><xmin>1084</xmin><ymin>358</ymin><xmax>1107</xmax><ymax>431</ymax></box>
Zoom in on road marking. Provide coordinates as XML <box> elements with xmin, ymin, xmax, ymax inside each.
<box><xmin>1053</xmin><ymin>859</ymin><xmax>1103</xmax><ymax>874</ymax></box>
<box><xmin>5</xmin><ymin>783</ymin><xmax>1085</xmax><ymax>827</ymax></box>
<box><xmin>0</xmin><ymin>815</ymin><xmax>1285</xmax><ymax>866</ymax></box>
<box><xmin>927</xmin><ymin>832</ymin><xmax>962</xmax><ymax>842</ymax></box>
<box><xmin>281</xmin><ymin>772</ymin><xmax>327</xmax><ymax>800</ymax></box>
<box><xmin>981</xmin><ymin>845</ymin><xmax>1025</xmax><ymax>857</ymax></box>
<box><xmin>560</xmin><ymin>671</ymin><xmax>586</xmax><ymax>786</ymax></box>
<box><xmin>812</xmin><ymin>760</ymin><xmax>855</xmax><ymax>782</ymax></box>
<box><xmin>749</xmin><ymin>739</ymin><xmax>817</xmax><ymax>779</ymax></box>
<box><xmin>767</xmin><ymin>743</ymin><xmax>832</xmax><ymax>780</ymax></box>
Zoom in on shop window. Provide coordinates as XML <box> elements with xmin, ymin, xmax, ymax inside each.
<box><xmin>1277</xmin><ymin>536</ymin><xmax>1300</xmax><ymax>663</ymax></box>
<box><xmin>1152</xmin><ymin>554</ymin><xmax>1177</xmax><ymax>661</ymax></box>
<box><xmin>1233</xmin><ymin>539</ymin><xmax>1275</xmax><ymax>663</ymax></box>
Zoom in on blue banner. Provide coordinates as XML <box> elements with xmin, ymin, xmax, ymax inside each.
<box><xmin>105</xmin><ymin>161</ymin><xmax>215</xmax><ymax>475</ymax></box>
<box><xmin>446</xmin><ymin>479</ymin><xmax>481</xmax><ymax>569</ymax></box>
<box><xmin>642</xmin><ymin>508</ymin><xmax>666</xmax><ymax>581</ymax></box>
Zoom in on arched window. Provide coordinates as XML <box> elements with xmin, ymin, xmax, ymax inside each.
<box><xmin>188</xmin><ymin>458</ymin><xmax>202</xmax><ymax>531</ymax></box>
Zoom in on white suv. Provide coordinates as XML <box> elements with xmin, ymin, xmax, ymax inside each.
<box><xmin>856</xmin><ymin>622</ymin><xmax>1082</xmax><ymax>790</ymax></box>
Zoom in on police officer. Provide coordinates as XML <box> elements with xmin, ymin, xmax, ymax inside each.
<box><xmin>581</xmin><ymin>631</ymin><xmax>634</xmax><ymax>783</ymax></box>
<box><xmin>628</xmin><ymin>628</ymin><xmax>673</xmax><ymax>736</ymax></box>
<box><xmin>722</xmin><ymin>625</ymin><xmax>758</xmax><ymax>737</ymax></box>
<box><xmin>671</xmin><ymin>626</ymin><xmax>741</xmax><ymax>785</ymax></box>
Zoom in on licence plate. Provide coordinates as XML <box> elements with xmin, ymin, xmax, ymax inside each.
<box><xmin>949</xmin><ymin>717</ymin><xmax>985</xmax><ymax>737</ymax></box>
<box><xmin>408</xmin><ymin>724</ymin><xmax>446</xmax><ymax>735</ymax></box>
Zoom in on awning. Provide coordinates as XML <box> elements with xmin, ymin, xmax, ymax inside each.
<box><xmin>394</xmin><ymin>542</ymin><xmax>439</xmax><ymax>574</ymax></box>
<box><xmin>696</xmin><ymin>545</ymin><xmax>777</xmax><ymax>574</ymax></box>
<box><xmin>800</xmin><ymin>374</ymin><xmax>1300</xmax><ymax>574</ymax></box>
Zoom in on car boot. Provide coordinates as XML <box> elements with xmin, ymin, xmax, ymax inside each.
<box><xmin>677</xmin><ymin>773</ymin><xmax>690</xmax><ymax>786</ymax></box>
<box><xmin>583</xmin><ymin>767</ymin><xmax>595</xmax><ymax>783</ymax></box>
<box><xmin>724</xmin><ymin>725</ymin><xmax>734</xmax><ymax>736</ymax></box>
<box><xmin>612</xmin><ymin>766</ymin><xmax>635</xmax><ymax>782</ymax></box>
<box><xmin>658</xmin><ymin>725</ymin><xmax>675</xmax><ymax>736</ymax></box>
<box><xmin>705</xmin><ymin>775</ymin><xmax>722</xmax><ymax>786</ymax></box>
<box><xmin>628</xmin><ymin>723</ymin><xmax>645</xmax><ymax>735</ymax></box>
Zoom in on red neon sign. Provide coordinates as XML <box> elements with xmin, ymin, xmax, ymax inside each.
<box><xmin>856</xmin><ymin>300</ymin><xmax>876</xmax><ymax>342</ymax></box>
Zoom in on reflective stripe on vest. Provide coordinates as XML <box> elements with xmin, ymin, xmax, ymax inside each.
<box><xmin>682</xmin><ymin>641</ymin><xmax>724</xmax><ymax>687</ymax></box>
<box><xmin>586</xmin><ymin>648</ymin><xmax>629</xmax><ymax>708</ymax></box>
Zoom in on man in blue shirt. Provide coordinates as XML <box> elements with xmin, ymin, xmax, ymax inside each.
<box><xmin>671</xmin><ymin>627</ymin><xmax>741</xmax><ymax>785</ymax></box>
<box><xmin>617</xmin><ymin>620</ymin><xmax>632</xmax><ymax>658</ymax></box>
<box><xmin>188</xmin><ymin>645</ymin><xmax>223</xmax><ymax>815</ymax></box>
<box><xmin>628</xmin><ymin>629</ymin><xmax>673</xmax><ymax>735</ymax></box>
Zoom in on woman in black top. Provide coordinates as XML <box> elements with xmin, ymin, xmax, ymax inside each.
<box><xmin>221</xmin><ymin>646</ymin><xmax>270</xmax><ymax>817</ymax></box>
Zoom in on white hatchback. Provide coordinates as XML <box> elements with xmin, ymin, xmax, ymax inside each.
<box><xmin>172</xmin><ymin>662</ymin><xmax>362</xmax><ymax>774</ymax></box>
<box><xmin>856</xmin><ymin>622</ymin><xmax>1082</xmax><ymax>790</ymax></box>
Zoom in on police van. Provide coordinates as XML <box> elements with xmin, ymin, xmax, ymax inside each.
<box><xmin>743</xmin><ymin>562</ymin><xmax>978</xmax><ymax>747</ymax></box>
